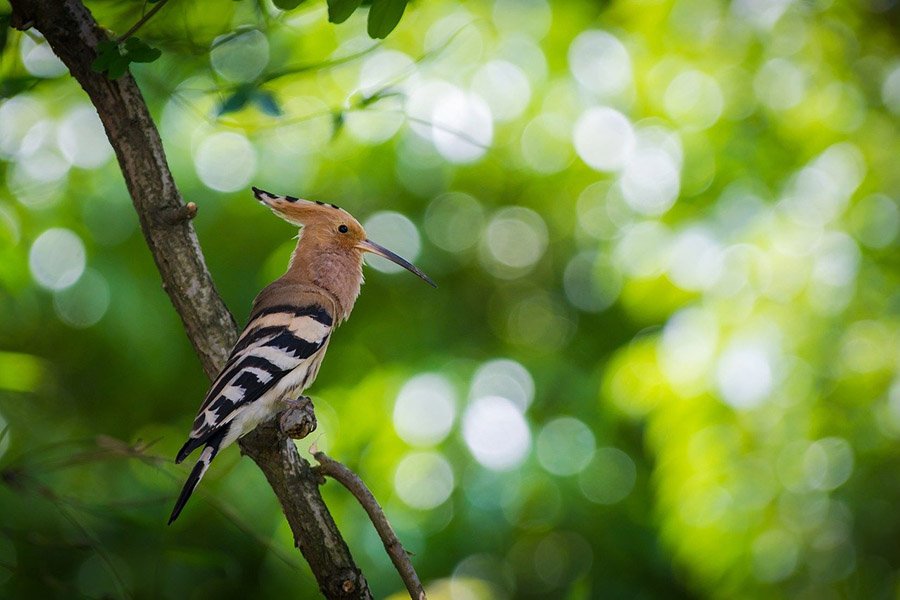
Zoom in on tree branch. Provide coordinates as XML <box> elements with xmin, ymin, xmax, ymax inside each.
<box><xmin>8</xmin><ymin>0</ymin><xmax>370</xmax><ymax>597</ymax></box>
<box><xmin>314</xmin><ymin>452</ymin><xmax>427</xmax><ymax>600</ymax></box>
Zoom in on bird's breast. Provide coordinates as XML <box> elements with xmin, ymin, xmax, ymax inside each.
<box><xmin>275</xmin><ymin>342</ymin><xmax>329</xmax><ymax>398</ymax></box>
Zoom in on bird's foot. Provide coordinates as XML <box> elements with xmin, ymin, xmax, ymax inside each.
<box><xmin>278</xmin><ymin>396</ymin><xmax>317</xmax><ymax>440</ymax></box>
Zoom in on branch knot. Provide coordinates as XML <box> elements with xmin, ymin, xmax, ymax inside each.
<box><xmin>159</xmin><ymin>201</ymin><xmax>197</xmax><ymax>226</ymax></box>
<box><xmin>279</xmin><ymin>396</ymin><xmax>317</xmax><ymax>440</ymax></box>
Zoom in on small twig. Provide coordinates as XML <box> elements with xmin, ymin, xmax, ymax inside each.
<box><xmin>261</xmin><ymin>44</ymin><xmax>382</xmax><ymax>85</ymax></box>
<box><xmin>116</xmin><ymin>0</ymin><xmax>170</xmax><ymax>43</ymax></box>
<box><xmin>313</xmin><ymin>452</ymin><xmax>426</xmax><ymax>600</ymax></box>
<box><xmin>160</xmin><ymin>201</ymin><xmax>197</xmax><ymax>225</ymax></box>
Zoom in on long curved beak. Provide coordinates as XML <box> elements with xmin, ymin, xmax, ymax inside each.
<box><xmin>358</xmin><ymin>239</ymin><xmax>437</xmax><ymax>288</ymax></box>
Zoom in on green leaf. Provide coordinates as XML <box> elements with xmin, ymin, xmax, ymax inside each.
<box><xmin>105</xmin><ymin>56</ymin><xmax>131</xmax><ymax>79</ymax></box>
<box><xmin>91</xmin><ymin>37</ymin><xmax>160</xmax><ymax>79</ymax></box>
<box><xmin>327</xmin><ymin>0</ymin><xmax>363</xmax><ymax>24</ymax></box>
<box><xmin>254</xmin><ymin>90</ymin><xmax>283</xmax><ymax>116</ymax></box>
<box><xmin>218</xmin><ymin>88</ymin><xmax>252</xmax><ymax>115</ymax></box>
<box><xmin>91</xmin><ymin>40</ymin><xmax>120</xmax><ymax>73</ymax></box>
<box><xmin>367</xmin><ymin>0</ymin><xmax>407</xmax><ymax>39</ymax></box>
<box><xmin>273</xmin><ymin>0</ymin><xmax>306</xmax><ymax>9</ymax></box>
<box><xmin>124</xmin><ymin>37</ymin><xmax>162</xmax><ymax>63</ymax></box>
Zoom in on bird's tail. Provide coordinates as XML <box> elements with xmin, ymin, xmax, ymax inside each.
<box><xmin>168</xmin><ymin>429</ymin><xmax>226</xmax><ymax>525</ymax></box>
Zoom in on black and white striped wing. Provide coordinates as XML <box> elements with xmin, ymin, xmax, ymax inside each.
<box><xmin>176</xmin><ymin>303</ymin><xmax>333</xmax><ymax>462</ymax></box>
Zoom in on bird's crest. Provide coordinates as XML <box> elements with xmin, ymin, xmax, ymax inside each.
<box><xmin>252</xmin><ymin>186</ymin><xmax>359</xmax><ymax>229</ymax></box>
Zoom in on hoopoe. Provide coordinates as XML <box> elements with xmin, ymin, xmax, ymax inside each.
<box><xmin>168</xmin><ymin>187</ymin><xmax>435</xmax><ymax>524</ymax></box>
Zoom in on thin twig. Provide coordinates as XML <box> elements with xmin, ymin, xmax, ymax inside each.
<box><xmin>116</xmin><ymin>0</ymin><xmax>170</xmax><ymax>43</ymax></box>
<box><xmin>262</xmin><ymin>44</ymin><xmax>382</xmax><ymax>85</ymax></box>
<box><xmin>313</xmin><ymin>452</ymin><xmax>426</xmax><ymax>600</ymax></box>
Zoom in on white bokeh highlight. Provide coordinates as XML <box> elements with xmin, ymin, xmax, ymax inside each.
<box><xmin>394</xmin><ymin>451</ymin><xmax>455</xmax><ymax>509</ymax></box>
<box><xmin>20</xmin><ymin>35</ymin><xmax>67</xmax><ymax>78</ymax></box>
<box><xmin>716</xmin><ymin>341</ymin><xmax>775</xmax><ymax>409</ymax></box>
<box><xmin>536</xmin><ymin>417</ymin><xmax>596</xmax><ymax>476</ymax></box>
<box><xmin>210</xmin><ymin>30</ymin><xmax>270</xmax><ymax>83</ymax></box>
<box><xmin>0</xmin><ymin>96</ymin><xmax>46</xmax><ymax>159</ymax></box>
<box><xmin>431</xmin><ymin>90</ymin><xmax>493</xmax><ymax>163</ymax></box>
<box><xmin>194</xmin><ymin>132</ymin><xmax>257</xmax><ymax>192</ymax></box>
<box><xmin>471</xmin><ymin>60</ymin><xmax>532</xmax><ymax>122</ymax></box>
<box><xmin>480</xmin><ymin>206</ymin><xmax>548</xmax><ymax>278</ymax></box>
<box><xmin>393</xmin><ymin>373</ymin><xmax>457</xmax><ymax>447</ymax></box>
<box><xmin>57</xmin><ymin>105</ymin><xmax>113</xmax><ymax>169</ymax></box>
<box><xmin>573</xmin><ymin>107</ymin><xmax>635</xmax><ymax>172</ymax></box>
<box><xmin>568</xmin><ymin>31</ymin><xmax>632</xmax><ymax>100</ymax></box>
<box><xmin>470</xmin><ymin>358</ymin><xmax>535</xmax><ymax>412</ymax></box>
<box><xmin>618</xmin><ymin>134</ymin><xmax>682</xmax><ymax>216</ymax></box>
<box><xmin>53</xmin><ymin>268</ymin><xmax>110</xmax><ymax>328</ymax></box>
<box><xmin>664</xmin><ymin>70</ymin><xmax>724</xmax><ymax>130</ymax></box>
<box><xmin>659</xmin><ymin>307</ymin><xmax>719</xmax><ymax>391</ymax></box>
<box><xmin>29</xmin><ymin>228</ymin><xmax>86</xmax><ymax>291</ymax></box>
<box><xmin>463</xmin><ymin>396</ymin><xmax>531</xmax><ymax>471</ymax></box>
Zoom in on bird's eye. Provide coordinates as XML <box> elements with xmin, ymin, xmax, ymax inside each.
<box><xmin>338</xmin><ymin>224</ymin><xmax>349</xmax><ymax>234</ymax></box>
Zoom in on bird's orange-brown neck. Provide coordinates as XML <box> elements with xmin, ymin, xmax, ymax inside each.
<box><xmin>281</xmin><ymin>233</ymin><xmax>364</xmax><ymax>323</ymax></box>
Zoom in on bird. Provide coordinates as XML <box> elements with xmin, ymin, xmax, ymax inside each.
<box><xmin>168</xmin><ymin>186</ymin><xmax>435</xmax><ymax>524</ymax></box>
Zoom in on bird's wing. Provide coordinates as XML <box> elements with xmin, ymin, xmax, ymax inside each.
<box><xmin>176</xmin><ymin>297</ymin><xmax>334</xmax><ymax>461</ymax></box>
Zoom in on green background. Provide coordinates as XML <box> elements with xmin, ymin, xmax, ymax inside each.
<box><xmin>1</xmin><ymin>0</ymin><xmax>899</xmax><ymax>597</ymax></box>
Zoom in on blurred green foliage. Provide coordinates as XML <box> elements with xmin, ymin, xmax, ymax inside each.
<box><xmin>1</xmin><ymin>0</ymin><xmax>899</xmax><ymax>598</ymax></box>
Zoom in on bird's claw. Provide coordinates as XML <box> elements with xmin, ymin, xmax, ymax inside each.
<box><xmin>278</xmin><ymin>396</ymin><xmax>317</xmax><ymax>440</ymax></box>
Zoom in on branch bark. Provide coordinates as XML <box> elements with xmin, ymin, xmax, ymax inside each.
<box><xmin>8</xmin><ymin>1</ymin><xmax>370</xmax><ymax>597</ymax></box>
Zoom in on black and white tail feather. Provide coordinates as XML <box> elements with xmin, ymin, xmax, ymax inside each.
<box><xmin>168</xmin><ymin>426</ymin><xmax>228</xmax><ymax>524</ymax></box>
<box><xmin>168</xmin><ymin>301</ymin><xmax>333</xmax><ymax>524</ymax></box>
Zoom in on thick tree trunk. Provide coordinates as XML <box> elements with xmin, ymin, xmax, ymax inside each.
<box><xmin>7</xmin><ymin>0</ymin><xmax>370</xmax><ymax>597</ymax></box>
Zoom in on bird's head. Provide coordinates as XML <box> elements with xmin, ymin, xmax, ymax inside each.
<box><xmin>252</xmin><ymin>186</ymin><xmax>436</xmax><ymax>287</ymax></box>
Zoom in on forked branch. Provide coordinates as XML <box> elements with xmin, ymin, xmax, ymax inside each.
<box><xmin>314</xmin><ymin>451</ymin><xmax>427</xmax><ymax>600</ymax></box>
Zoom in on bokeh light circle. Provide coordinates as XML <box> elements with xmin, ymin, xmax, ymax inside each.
<box><xmin>424</xmin><ymin>192</ymin><xmax>485</xmax><ymax>253</ymax></box>
<box><xmin>470</xmin><ymin>358</ymin><xmax>535</xmax><ymax>412</ymax></box>
<box><xmin>579</xmin><ymin>447</ymin><xmax>637</xmax><ymax>504</ymax></box>
<box><xmin>194</xmin><ymin>132</ymin><xmax>257</xmax><ymax>192</ymax></box>
<box><xmin>53</xmin><ymin>268</ymin><xmax>111</xmax><ymax>328</ymax></box>
<box><xmin>29</xmin><ymin>228</ymin><xmax>86</xmax><ymax>291</ymax></box>
<box><xmin>58</xmin><ymin>105</ymin><xmax>113</xmax><ymax>169</ymax></box>
<box><xmin>536</xmin><ymin>417</ymin><xmax>596</xmax><ymax>476</ymax></box>
<box><xmin>394</xmin><ymin>451</ymin><xmax>455</xmax><ymax>509</ymax></box>
<box><xmin>393</xmin><ymin>373</ymin><xmax>457</xmax><ymax>447</ymax></box>
<box><xmin>210</xmin><ymin>29</ymin><xmax>269</xmax><ymax>83</ymax></box>
<box><xmin>480</xmin><ymin>206</ymin><xmax>548</xmax><ymax>278</ymax></box>
<box><xmin>568</xmin><ymin>30</ymin><xmax>632</xmax><ymax>100</ymax></box>
<box><xmin>431</xmin><ymin>90</ymin><xmax>493</xmax><ymax>163</ymax></box>
<box><xmin>573</xmin><ymin>107</ymin><xmax>635</xmax><ymax>172</ymax></box>
<box><xmin>20</xmin><ymin>34</ymin><xmax>67</xmax><ymax>78</ymax></box>
<box><xmin>471</xmin><ymin>60</ymin><xmax>532</xmax><ymax>122</ymax></box>
<box><xmin>463</xmin><ymin>396</ymin><xmax>531</xmax><ymax>471</ymax></box>
<box><xmin>664</xmin><ymin>70</ymin><xmax>724</xmax><ymax>129</ymax></box>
